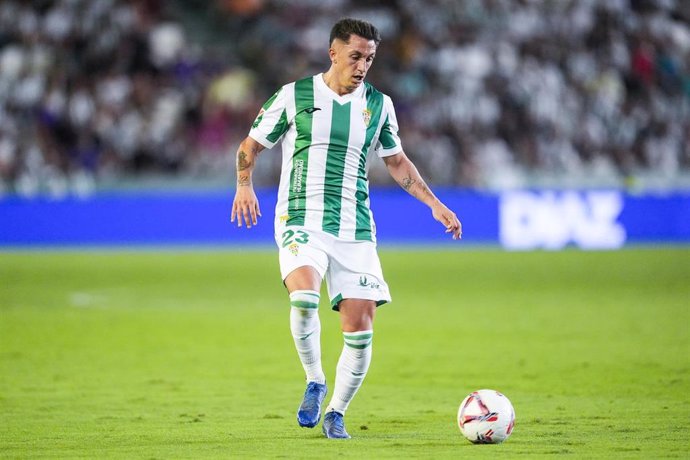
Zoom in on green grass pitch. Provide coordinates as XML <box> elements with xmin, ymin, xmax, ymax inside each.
<box><xmin>1</xmin><ymin>248</ymin><xmax>688</xmax><ymax>458</ymax></box>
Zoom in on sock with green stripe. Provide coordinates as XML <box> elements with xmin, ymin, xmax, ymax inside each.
<box><xmin>289</xmin><ymin>290</ymin><xmax>326</xmax><ymax>385</ymax></box>
<box><xmin>325</xmin><ymin>330</ymin><xmax>373</xmax><ymax>415</ymax></box>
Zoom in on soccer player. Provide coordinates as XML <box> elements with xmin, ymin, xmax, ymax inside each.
<box><xmin>231</xmin><ymin>18</ymin><xmax>461</xmax><ymax>439</ymax></box>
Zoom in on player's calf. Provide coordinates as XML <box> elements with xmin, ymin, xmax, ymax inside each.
<box><xmin>289</xmin><ymin>290</ymin><xmax>326</xmax><ymax>384</ymax></box>
<box><xmin>290</xmin><ymin>290</ymin><xmax>327</xmax><ymax>428</ymax></box>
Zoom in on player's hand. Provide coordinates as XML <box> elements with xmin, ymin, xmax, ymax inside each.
<box><xmin>231</xmin><ymin>186</ymin><xmax>262</xmax><ymax>228</ymax></box>
<box><xmin>431</xmin><ymin>202</ymin><xmax>462</xmax><ymax>240</ymax></box>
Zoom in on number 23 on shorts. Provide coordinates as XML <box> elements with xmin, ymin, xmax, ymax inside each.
<box><xmin>281</xmin><ymin>229</ymin><xmax>309</xmax><ymax>248</ymax></box>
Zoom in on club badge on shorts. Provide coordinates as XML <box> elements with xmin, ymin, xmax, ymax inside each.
<box><xmin>289</xmin><ymin>243</ymin><xmax>299</xmax><ymax>256</ymax></box>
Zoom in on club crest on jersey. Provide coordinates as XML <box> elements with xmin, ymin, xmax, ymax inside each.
<box><xmin>362</xmin><ymin>108</ymin><xmax>372</xmax><ymax>127</ymax></box>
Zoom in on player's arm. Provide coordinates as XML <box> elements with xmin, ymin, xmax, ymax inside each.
<box><xmin>231</xmin><ymin>136</ymin><xmax>266</xmax><ymax>228</ymax></box>
<box><xmin>383</xmin><ymin>151</ymin><xmax>462</xmax><ymax>240</ymax></box>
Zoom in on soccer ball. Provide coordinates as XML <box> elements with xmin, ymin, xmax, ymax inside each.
<box><xmin>457</xmin><ymin>389</ymin><xmax>515</xmax><ymax>444</ymax></box>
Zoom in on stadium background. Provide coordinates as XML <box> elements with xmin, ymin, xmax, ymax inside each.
<box><xmin>0</xmin><ymin>0</ymin><xmax>689</xmax><ymax>248</ymax></box>
<box><xmin>1</xmin><ymin>1</ymin><xmax>689</xmax><ymax>458</ymax></box>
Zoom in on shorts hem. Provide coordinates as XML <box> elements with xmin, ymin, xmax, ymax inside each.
<box><xmin>281</xmin><ymin>263</ymin><xmax>327</xmax><ymax>283</ymax></box>
<box><xmin>330</xmin><ymin>293</ymin><xmax>391</xmax><ymax>311</ymax></box>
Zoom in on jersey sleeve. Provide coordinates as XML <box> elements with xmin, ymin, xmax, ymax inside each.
<box><xmin>375</xmin><ymin>95</ymin><xmax>403</xmax><ymax>158</ymax></box>
<box><xmin>248</xmin><ymin>87</ymin><xmax>289</xmax><ymax>149</ymax></box>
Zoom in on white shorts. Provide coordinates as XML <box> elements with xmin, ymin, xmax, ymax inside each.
<box><xmin>275</xmin><ymin>226</ymin><xmax>391</xmax><ymax>310</ymax></box>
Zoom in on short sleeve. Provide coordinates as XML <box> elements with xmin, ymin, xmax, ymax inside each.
<box><xmin>248</xmin><ymin>87</ymin><xmax>289</xmax><ymax>149</ymax></box>
<box><xmin>375</xmin><ymin>95</ymin><xmax>403</xmax><ymax>158</ymax></box>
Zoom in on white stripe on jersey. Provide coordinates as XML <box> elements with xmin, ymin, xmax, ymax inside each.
<box><xmin>248</xmin><ymin>73</ymin><xmax>403</xmax><ymax>242</ymax></box>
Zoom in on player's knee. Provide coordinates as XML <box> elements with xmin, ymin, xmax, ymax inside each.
<box><xmin>290</xmin><ymin>290</ymin><xmax>320</xmax><ymax>312</ymax></box>
<box><xmin>343</xmin><ymin>330</ymin><xmax>373</xmax><ymax>351</ymax></box>
<box><xmin>339</xmin><ymin>300</ymin><xmax>375</xmax><ymax>331</ymax></box>
<box><xmin>290</xmin><ymin>290</ymin><xmax>320</xmax><ymax>339</ymax></box>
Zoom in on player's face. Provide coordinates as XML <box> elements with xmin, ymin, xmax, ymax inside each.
<box><xmin>330</xmin><ymin>35</ymin><xmax>377</xmax><ymax>92</ymax></box>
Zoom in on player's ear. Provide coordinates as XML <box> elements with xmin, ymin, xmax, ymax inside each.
<box><xmin>328</xmin><ymin>46</ymin><xmax>337</xmax><ymax>63</ymax></box>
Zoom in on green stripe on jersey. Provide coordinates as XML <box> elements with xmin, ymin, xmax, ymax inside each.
<box><xmin>322</xmin><ymin>101</ymin><xmax>352</xmax><ymax>236</ymax></box>
<box><xmin>287</xmin><ymin>78</ymin><xmax>314</xmax><ymax>226</ymax></box>
<box><xmin>355</xmin><ymin>85</ymin><xmax>385</xmax><ymax>241</ymax></box>
<box><xmin>252</xmin><ymin>89</ymin><xmax>281</xmax><ymax>128</ymax></box>
<box><xmin>379</xmin><ymin>115</ymin><xmax>397</xmax><ymax>149</ymax></box>
<box><xmin>267</xmin><ymin>109</ymin><xmax>288</xmax><ymax>143</ymax></box>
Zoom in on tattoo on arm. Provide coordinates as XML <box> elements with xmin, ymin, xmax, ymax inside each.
<box><xmin>418</xmin><ymin>182</ymin><xmax>433</xmax><ymax>198</ymax></box>
<box><xmin>401</xmin><ymin>174</ymin><xmax>434</xmax><ymax>200</ymax></box>
<box><xmin>401</xmin><ymin>175</ymin><xmax>416</xmax><ymax>191</ymax></box>
<box><xmin>237</xmin><ymin>174</ymin><xmax>251</xmax><ymax>186</ymax></box>
<box><xmin>237</xmin><ymin>151</ymin><xmax>251</xmax><ymax>171</ymax></box>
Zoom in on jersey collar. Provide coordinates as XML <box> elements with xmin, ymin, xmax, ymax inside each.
<box><xmin>315</xmin><ymin>73</ymin><xmax>365</xmax><ymax>104</ymax></box>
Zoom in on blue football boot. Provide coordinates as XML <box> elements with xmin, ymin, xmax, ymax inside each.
<box><xmin>297</xmin><ymin>382</ymin><xmax>327</xmax><ymax>428</ymax></box>
<box><xmin>322</xmin><ymin>411</ymin><xmax>351</xmax><ymax>439</ymax></box>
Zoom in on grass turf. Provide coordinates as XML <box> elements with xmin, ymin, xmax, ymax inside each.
<box><xmin>1</xmin><ymin>248</ymin><xmax>688</xmax><ymax>458</ymax></box>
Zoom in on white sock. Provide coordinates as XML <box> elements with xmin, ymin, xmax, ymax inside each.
<box><xmin>289</xmin><ymin>290</ymin><xmax>326</xmax><ymax>385</ymax></box>
<box><xmin>325</xmin><ymin>330</ymin><xmax>373</xmax><ymax>415</ymax></box>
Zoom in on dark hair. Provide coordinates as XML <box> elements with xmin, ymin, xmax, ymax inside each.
<box><xmin>329</xmin><ymin>18</ymin><xmax>381</xmax><ymax>46</ymax></box>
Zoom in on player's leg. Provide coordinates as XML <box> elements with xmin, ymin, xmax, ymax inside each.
<box><xmin>326</xmin><ymin>300</ymin><xmax>376</xmax><ymax>412</ymax></box>
<box><xmin>285</xmin><ymin>266</ymin><xmax>325</xmax><ymax>386</ymax></box>
<box><xmin>323</xmin><ymin>299</ymin><xmax>376</xmax><ymax>439</ymax></box>
<box><xmin>284</xmin><ymin>265</ymin><xmax>328</xmax><ymax>428</ymax></box>
<box><xmin>321</xmin><ymin>238</ymin><xmax>390</xmax><ymax>438</ymax></box>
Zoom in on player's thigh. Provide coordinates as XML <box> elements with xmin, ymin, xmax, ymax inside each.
<box><xmin>324</xmin><ymin>239</ymin><xmax>391</xmax><ymax>311</ymax></box>
<box><xmin>285</xmin><ymin>266</ymin><xmax>321</xmax><ymax>292</ymax></box>
<box><xmin>276</xmin><ymin>227</ymin><xmax>328</xmax><ymax>291</ymax></box>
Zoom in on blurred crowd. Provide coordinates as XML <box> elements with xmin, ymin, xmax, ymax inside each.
<box><xmin>0</xmin><ymin>0</ymin><xmax>688</xmax><ymax>196</ymax></box>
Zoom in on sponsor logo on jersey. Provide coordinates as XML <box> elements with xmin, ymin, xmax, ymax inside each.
<box><xmin>362</xmin><ymin>108</ymin><xmax>372</xmax><ymax>127</ymax></box>
<box><xmin>292</xmin><ymin>159</ymin><xmax>304</xmax><ymax>193</ymax></box>
<box><xmin>304</xmin><ymin>107</ymin><xmax>321</xmax><ymax>114</ymax></box>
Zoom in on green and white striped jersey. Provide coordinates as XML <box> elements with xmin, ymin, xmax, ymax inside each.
<box><xmin>249</xmin><ymin>73</ymin><xmax>403</xmax><ymax>242</ymax></box>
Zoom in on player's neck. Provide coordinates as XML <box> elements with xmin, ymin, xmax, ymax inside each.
<box><xmin>322</xmin><ymin>69</ymin><xmax>355</xmax><ymax>96</ymax></box>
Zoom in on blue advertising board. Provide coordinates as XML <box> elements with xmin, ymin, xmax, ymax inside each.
<box><xmin>0</xmin><ymin>188</ymin><xmax>688</xmax><ymax>248</ymax></box>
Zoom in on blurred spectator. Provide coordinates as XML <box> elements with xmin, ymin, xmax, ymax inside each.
<box><xmin>0</xmin><ymin>0</ymin><xmax>688</xmax><ymax>197</ymax></box>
